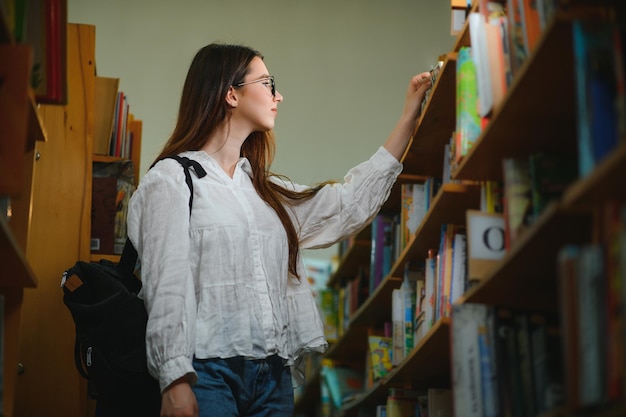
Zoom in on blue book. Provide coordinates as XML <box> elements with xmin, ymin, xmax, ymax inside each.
<box><xmin>573</xmin><ymin>20</ymin><xmax>622</xmax><ymax>177</ymax></box>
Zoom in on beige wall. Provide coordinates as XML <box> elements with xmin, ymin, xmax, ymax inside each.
<box><xmin>68</xmin><ymin>0</ymin><xmax>455</xmax><ymax>261</ymax></box>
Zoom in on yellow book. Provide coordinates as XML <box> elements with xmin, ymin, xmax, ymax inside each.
<box><xmin>368</xmin><ymin>335</ymin><xmax>393</xmax><ymax>380</ymax></box>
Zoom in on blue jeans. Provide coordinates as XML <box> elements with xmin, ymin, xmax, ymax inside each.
<box><xmin>192</xmin><ymin>355</ymin><xmax>294</xmax><ymax>417</ymax></box>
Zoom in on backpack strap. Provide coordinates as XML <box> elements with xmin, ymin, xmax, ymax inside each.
<box><xmin>116</xmin><ymin>156</ymin><xmax>207</xmax><ymax>276</ymax></box>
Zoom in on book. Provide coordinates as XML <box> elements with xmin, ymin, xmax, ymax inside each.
<box><xmin>401</xmin><ymin>263</ymin><xmax>418</xmax><ymax>357</ymax></box>
<box><xmin>507</xmin><ymin>0</ymin><xmax>528</xmax><ymax>76</ymax></box>
<box><xmin>427</xmin><ymin>388</ymin><xmax>453</xmax><ymax>417</ymax></box>
<box><xmin>485</xmin><ymin>7</ymin><xmax>509</xmax><ymax>112</ymax></box>
<box><xmin>528</xmin><ymin>310</ymin><xmax>564</xmax><ymax>412</ymax></box>
<box><xmin>319</xmin><ymin>288</ymin><xmax>339</xmax><ymax>343</ymax></box>
<box><xmin>413</xmin><ymin>273</ymin><xmax>426</xmax><ymax>344</ymax></box>
<box><xmin>456</xmin><ymin>46</ymin><xmax>481</xmax><ymax>162</ymax></box>
<box><xmin>25</xmin><ymin>0</ymin><xmax>68</xmax><ymax>104</ymax></box>
<box><xmin>93</xmin><ymin>76</ymin><xmax>120</xmax><ymax>155</ymax></box>
<box><xmin>440</xmin><ymin>224</ymin><xmax>461</xmax><ymax>318</ymax></box>
<box><xmin>401</xmin><ymin>183</ymin><xmax>424</xmax><ymax>250</ymax></box>
<box><xmin>468</xmin><ymin>12</ymin><xmax>493</xmax><ymax>117</ymax></box>
<box><xmin>514</xmin><ymin>311</ymin><xmax>537</xmax><ymax>416</ymax></box>
<box><xmin>320</xmin><ymin>361</ymin><xmax>364</xmax><ymax>409</ymax></box>
<box><xmin>451</xmin><ymin>303</ymin><xmax>487</xmax><ymax>417</ymax></box>
<box><xmin>604</xmin><ymin>202</ymin><xmax>625</xmax><ymax>401</ymax></box>
<box><xmin>502</xmin><ymin>157</ymin><xmax>532</xmax><ymax>250</ymax></box>
<box><xmin>448</xmin><ymin>230</ymin><xmax>467</xmax><ymax>307</ymax></box>
<box><xmin>368</xmin><ymin>335</ymin><xmax>393</xmax><ymax>381</ymax></box>
<box><xmin>557</xmin><ymin>245</ymin><xmax>581</xmax><ymax>410</ymax></box>
<box><xmin>527</xmin><ymin>152</ymin><xmax>577</xmax><ymax>222</ymax></box>
<box><xmin>370</xmin><ymin>214</ymin><xmax>393</xmax><ymax>295</ymax></box>
<box><xmin>386</xmin><ymin>388</ymin><xmax>420</xmax><ymax>417</ymax></box>
<box><xmin>90</xmin><ymin>176</ymin><xmax>118</xmax><ymax>254</ymax></box>
<box><xmin>392</xmin><ymin>288</ymin><xmax>406</xmax><ymax>366</ymax></box>
<box><xmin>492</xmin><ymin>306</ymin><xmax>524</xmax><ymax>417</ymax></box>
<box><xmin>422</xmin><ymin>250</ymin><xmax>437</xmax><ymax>336</ymax></box>
<box><xmin>573</xmin><ymin>19</ymin><xmax>623</xmax><ymax>177</ymax></box>
<box><xmin>577</xmin><ymin>244</ymin><xmax>607</xmax><ymax>407</ymax></box>
<box><xmin>465</xmin><ymin>210</ymin><xmax>505</xmax><ymax>286</ymax></box>
<box><xmin>519</xmin><ymin>0</ymin><xmax>541</xmax><ymax>55</ymax></box>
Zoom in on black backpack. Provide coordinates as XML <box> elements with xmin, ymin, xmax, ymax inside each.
<box><xmin>62</xmin><ymin>156</ymin><xmax>206</xmax><ymax>417</ymax></box>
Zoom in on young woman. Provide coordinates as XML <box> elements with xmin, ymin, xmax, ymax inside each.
<box><xmin>127</xmin><ymin>43</ymin><xmax>432</xmax><ymax>417</ymax></box>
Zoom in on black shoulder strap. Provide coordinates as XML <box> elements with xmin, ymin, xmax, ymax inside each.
<box><xmin>116</xmin><ymin>156</ymin><xmax>207</xmax><ymax>275</ymax></box>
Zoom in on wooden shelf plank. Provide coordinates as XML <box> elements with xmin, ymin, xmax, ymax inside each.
<box><xmin>453</xmin><ymin>15</ymin><xmax>578</xmax><ymax>181</ymax></box>
<box><xmin>323</xmin><ymin>325</ymin><xmax>368</xmax><ymax>365</ymax></box>
<box><xmin>563</xmin><ymin>142</ymin><xmax>626</xmax><ymax>208</ymax></box>
<box><xmin>349</xmin><ymin>276</ymin><xmax>402</xmax><ymax>329</ymax></box>
<box><xmin>385</xmin><ymin>317</ymin><xmax>451</xmax><ymax>389</ymax></box>
<box><xmin>28</xmin><ymin>92</ymin><xmax>48</xmax><ymax>145</ymax></box>
<box><xmin>90</xmin><ymin>253</ymin><xmax>121</xmax><ymax>263</ymax></box>
<box><xmin>0</xmin><ymin>216</ymin><xmax>37</xmax><ymax>288</ymax></box>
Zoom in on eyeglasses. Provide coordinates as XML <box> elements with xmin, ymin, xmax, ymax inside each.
<box><xmin>233</xmin><ymin>76</ymin><xmax>275</xmax><ymax>97</ymax></box>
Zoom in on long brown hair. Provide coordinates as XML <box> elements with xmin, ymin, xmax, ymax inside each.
<box><xmin>155</xmin><ymin>43</ymin><xmax>328</xmax><ymax>278</ymax></box>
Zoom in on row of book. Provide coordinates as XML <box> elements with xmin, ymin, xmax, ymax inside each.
<box><xmin>454</xmin><ymin>1</ymin><xmax>625</xmax><ymax>176</ymax></box>
<box><xmin>451</xmin><ymin>199</ymin><xmax>626</xmax><ymax>416</ymax></box>
<box><xmin>315</xmin><ymin>360</ymin><xmax>453</xmax><ymax>417</ymax></box>
<box><xmin>377</xmin><ymin>387</ymin><xmax>452</xmax><ymax>417</ymax></box>
<box><xmin>451</xmin><ymin>303</ymin><xmax>564</xmax><ymax>417</ymax></box>
<box><xmin>558</xmin><ymin>200</ymin><xmax>626</xmax><ymax>409</ymax></box>
<box><xmin>90</xmin><ymin>160</ymin><xmax>135</xmax><ymax>255</ymax></box>
<box><xmin>324</xmin><ymin>147</ymin><xmax>579</xmax><ymax>371</ymax></box>
<box><xmin>316</xmin><ymin>197</ymin><xmax>625</xmax><ymax>416</ymax></box>
<box><xmin>94</xmin><ymin>76</ymin><xmax>136</xmax><ymax>158</ymax></box>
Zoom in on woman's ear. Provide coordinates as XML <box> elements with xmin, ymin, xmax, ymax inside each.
<box><xmin>226</xmin><ymin>86</ymin><xmax>238</xmax><ymax>108</ymax></box>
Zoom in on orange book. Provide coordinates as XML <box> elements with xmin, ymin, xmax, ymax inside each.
<box><xmin>521</xmin><ymin>0</ymin><xmax>542</xmax><ymax>54</ymax></box>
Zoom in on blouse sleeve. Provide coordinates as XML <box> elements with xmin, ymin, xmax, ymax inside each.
<box><xmin>286</xmin><ymin>146</ymin><xmax>403</xmax><ymax>249</ymax></box>
<box><xmin>126</xmin><ymin>159</ymin><xmax>198</xmax><ymax>392</ymax></box>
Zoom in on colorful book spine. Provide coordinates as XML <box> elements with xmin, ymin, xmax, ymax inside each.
<box><xmin>456</xmin><ymin>46</ymin><xmax>481</xmax><ymax>162</ymax></box>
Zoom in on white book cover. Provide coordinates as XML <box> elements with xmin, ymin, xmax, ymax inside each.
<box><xmin>451</xmin><ymin>303</ymin><xmax>485</xmax><ymax>417</ymax></box>
<box><xmin>449</xmin><ymin>232</ymin><xmax>467</xmax><ymax>305</ymax></box>
<box><xmin>392</xmin><ymin>288</ymin><xmax>406</xmax><ymax>366</ymax></box>
<box><xmin>468</xmin><ymin>12</ymin><xmax>493</xmax><ymax>117</ymax></box>
<box><xmin>578</xmin><ymin>244</ymin><xmax>606</xmax><ymax>406</ymax></box>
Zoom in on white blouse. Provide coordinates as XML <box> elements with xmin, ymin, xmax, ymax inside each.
<box><xmin>126</xmin><ymin>146</ymin><xmax>402</xmax><ymax>392</ymax></box>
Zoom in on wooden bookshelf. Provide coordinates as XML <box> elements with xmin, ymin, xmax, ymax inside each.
<box><xmin>298</xmin><ymin>2</ymin><xmax>626</xmax><ymax>416</ymax></box>
<box><xmin>0</xmin><ymin>9</ymin><xmax>47</xmax><ymax>416</ymax></box>
<box><xmin>7</xmin><ymin>22</ymin><xmax>142</xmax><ymax>417</ymax></box>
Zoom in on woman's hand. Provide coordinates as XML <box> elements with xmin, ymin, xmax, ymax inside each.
<box><xmin>383</xmin><ymin>71</ymin><xmax>433</xmax><ymax>160</ymax></box>
<box><xmin>401</xmin><ymin>71</ymin><xmax>433</xmax><ymax>125</ymax></box>
<box><xmin>161</xmin><ymin>378</ymin><xmax>198</xmax><ymax>417</ymax></box>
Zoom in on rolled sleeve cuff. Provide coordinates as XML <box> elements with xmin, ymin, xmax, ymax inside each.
<box><xmin>373</xmin><ymin>146</ymin><xmax>403</xmax><ymax>174</ymax></box>
<box><xmin>158</xmin><ymin>355</ymin><xmax>198</xmax><ymax>393</ymax></box>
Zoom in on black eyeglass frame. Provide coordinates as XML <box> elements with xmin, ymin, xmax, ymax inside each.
<box><xmin>233</xmin><ymin>76</ymin><xmax>276</xmax><ymax>97</ymax></box>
